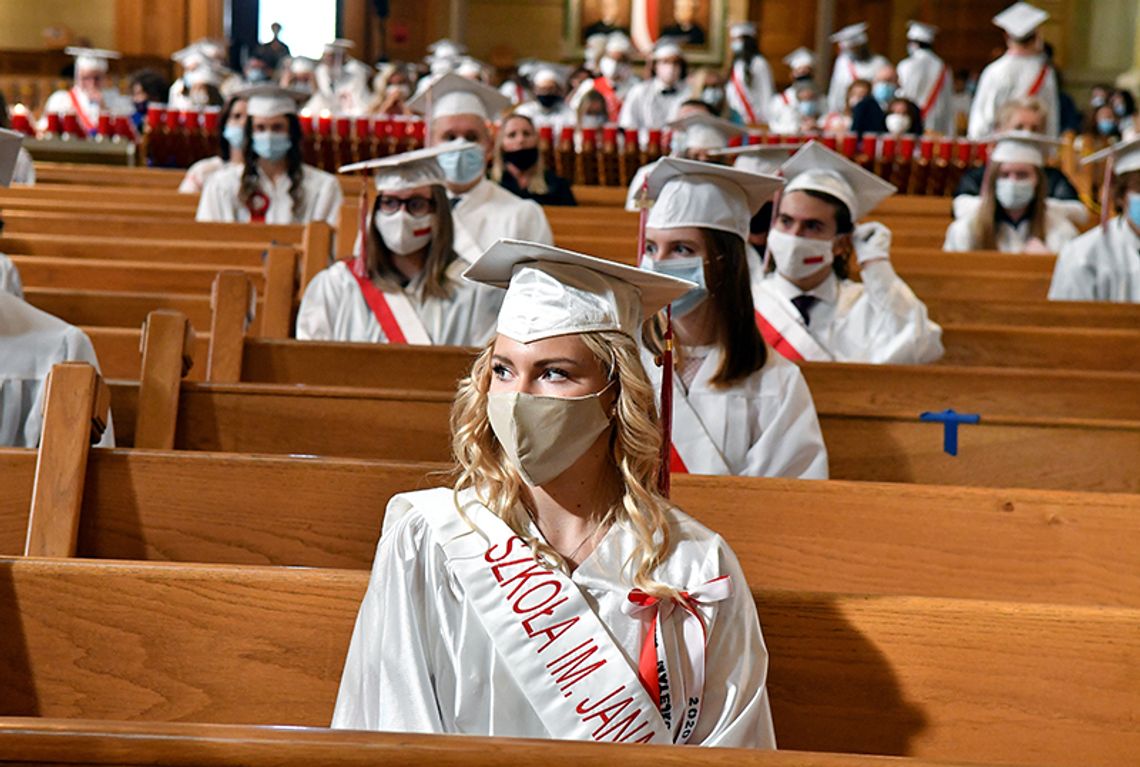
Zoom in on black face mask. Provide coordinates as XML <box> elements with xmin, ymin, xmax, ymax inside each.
<box><xmin>502</xmin><ymin>146</ymin><xmax>539</xmax><ymax>170</ymax></box>
<box><xmin>536</xmin><ymin>93</ymin><xmax>562</xmax><ymax>109</ymax></box>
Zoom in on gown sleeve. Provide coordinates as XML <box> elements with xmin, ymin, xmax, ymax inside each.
<box><xmin>310</xmin><ymin>171</ymin><xmax>345</xmax><ymax>227</ymax></box>
<box><xmin>331</xmin><ymin>501</ymin><xmax>446</xmax><ymax>732</ymax></box>
<box><xmin>852</xmin><ymin>259</ymin><xmax>945</xmax><ymax>364</ymax></box>
<box><xmin>943</xmin><ymin>218</ymin><xmax>973</xmax><ymax>252</ymax></box>
<box><xmin>62</xmin><ymin>326</ymin><xmax>115</xmax><ymax>447</ymax></box>
<box><xmin>0</xmin><ymin>253</ymin><xmax>23</xmax><ymax>298</ymax></box>
<box><xmin>295</xmin><ymin>268</ymin><xmax>343</xmax><ymax>341</ymax></box>
<box><xmin>196</xmin><ymin>171</ymin><xmax>235</xmax><ymax>222</ymax></box>
<box><xmin>1047</xmin><ymin>234</ymin><xmax>1096</xmax><ymax>301</ymax></box>
<box><xmin>745</xmin><ymin>361</ymin><xmax>829</xmax><ymax>480</ymax></box>
<box><xmin>688</xmin><ymin>539</ymin><xmax>777</xmax><ymax>748</ymax></box>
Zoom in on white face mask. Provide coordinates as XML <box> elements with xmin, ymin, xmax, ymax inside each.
<box><xmin>599</xmin><ymin>56</ymin><xmax>621</xmax><ymax>80</ymax></box>
<box><xmin>885</xmin><ymin>113</ymin><xmax>911</xmax><ymax>135</ymax></box>
<box><xmin>767</xmin><ymin>228</ymin><xmax>834</xmax><ymax>281</ymax></box>
<box><xmin>994</xmin><ymin>177</ymin><xmax>1037</xmax><ymax>211</ymax></box>
<box><xmin>375</xmin><ymin>209</ymin><xmax>435</xmax><ymax>255</ymax></box>
<box><xmin>487</xmin><ymin>384</ymin><xmax>613</xmax><ymax>487</ymax></box>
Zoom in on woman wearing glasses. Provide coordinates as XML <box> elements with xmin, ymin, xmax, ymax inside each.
<box><xmin>296</xmin><ymin>144</ymin><xmax>502</xmax><ymax>345</ymax></box>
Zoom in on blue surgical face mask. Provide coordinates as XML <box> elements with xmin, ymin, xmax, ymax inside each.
<box><xmin>640</xmin><ymin>254</ymin><xmax>708</xmax><ymax>318</ymax></box>
<box><xmin>797</xmin><ymin>99</ymin><xmax>818</xmax><ymax>117</ymax></box>
<box><xmin>246</xmin><ymin>68</ymin><xmax>270</xmax><ymax>83</ymax></box>
<box><xmin>222</xmin><ymin>123</ymin><xmax>246</xmax><ymax>149</ymax></box>
<box><xmin>438</xmin><ymin>145</ymin><xmax>487</xmax><ymax>185</ymax></box>
<box><xmin>872</xmin><ymin>81</ymin><xmax>896</xmax><ymax>104</ymax></box>
<box><xmin>1127</xmin><ymin>192</ymin><xmax>1140</xmax><ymax>228</ymax></box>
<box><xmin>252</xmin><ymin>132</ymin><xmax>292</xmax><ymax>161</ymax></box>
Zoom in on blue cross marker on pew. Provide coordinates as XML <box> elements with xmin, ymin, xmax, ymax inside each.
<box><xmin>919</xmin><ymin>409</ymin><xmax>981</xmax><ymax>457</ymax></box>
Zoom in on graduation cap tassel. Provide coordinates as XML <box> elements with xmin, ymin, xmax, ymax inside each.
<box><xmin>1100</xmin><ymin>154</ymin><xmax>1114</xmax><ymax>231</ymax></box>
<box><xmin>355</xmin><ymin>171</ymin><xmax>370</xmax><ymax>269</ymax></box>
<box><xmin>762</xmin><ymin>186</ymin><xmax>782</xmax><ymax>274</ymax></box>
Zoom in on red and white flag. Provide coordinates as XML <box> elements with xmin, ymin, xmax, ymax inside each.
<box><xmin>631</xmin><ymin>0</ymin><xmax>660</xmax><ymax>54</ymax></box>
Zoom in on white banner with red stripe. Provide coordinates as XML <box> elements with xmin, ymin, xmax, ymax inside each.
<box><xmin>631</xmin><ymin>0</ymin><xmax>660</xmax><ymax>53</ymax></box>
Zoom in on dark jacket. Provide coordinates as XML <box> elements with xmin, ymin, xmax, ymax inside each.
<box><xmin>499</xmin><ymin>168</ymin><xmax>577</xmax><ymax>207</ymax></box>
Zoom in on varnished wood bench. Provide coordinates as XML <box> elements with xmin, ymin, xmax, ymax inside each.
<box><xmin>0</xmin><ymin>556</ymin><xmax>1135</xmax><ymax>766</ymax></box>
<box><xmin>33</xmin><ymin>162</ymin><xmax>186</xmax><ymax>188</ymax></box>
<box><xmin>3</xmin><ymin>447</ymin><xmax>1137</xmax><ymax>607</ymax></box>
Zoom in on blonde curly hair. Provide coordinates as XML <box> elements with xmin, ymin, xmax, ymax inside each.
<box><xmin>449</xmin><ymin>330</ymin><xmax>677</xmax><ymax>598</ymax></box>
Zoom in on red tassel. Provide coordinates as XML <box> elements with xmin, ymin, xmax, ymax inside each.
<box><xmin>1100</xmin><ymin>155</ymin><xmax>1115</xmax><ymax>232</ymax></box>
<box><xmin>355</xmin><ymin>172</ymin><xmax>370</xmax><ymax>268</ymax></box>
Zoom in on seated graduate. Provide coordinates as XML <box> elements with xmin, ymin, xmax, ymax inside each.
<box><xmin>635</xmin><ymin>158</ymin><xmax>828</xmax><ymax>479</ymax></box>
<box><xmin>752</xmin><ymin>141</ymin><xmax>944</xmax><ymax>364</ymax></box>
<box><xmin>196</xmin><ymin>85</ymin><xmax>343</xmax><ymax>225</ymax></box>
<box><xmin>296</xmin><ymin>143</ymin><xmax>501</xmax><ymax>344</ymax></box>
<box><xmin>492</xmin><ymin>112</ymin><xmax>576</xmax><ymax>206</ymax></box>
<box><xmin>178</xmin><ymin>94</ymin><xmax>247</xmax><ymax>194</ymax></box>
<box><xmin>1049</xmin><ymin>137</ymin><xmax>1140</xmax><ymax>302</ymax></box>
<box><xmin>944</xmin><ymin>132</ymin><xmax>1080</xmax><ymax>254</ymax></box>
<box><xmin>332</xmin><ymin>239</ymin><xmax>777</xmax><ymax>747</ymax></box>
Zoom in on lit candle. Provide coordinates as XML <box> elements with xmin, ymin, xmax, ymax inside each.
<box><xmin>318</xmin><ymin>110</ymin><xmax>332</xmax><ymax>137</ymax></box>
<box><xmin>10</xmin><ymin>104</ymin><xmax>33</xmax><ymax>135</ymax></box>
<box><xmin>299</xmin><ymin>109</ymin><xmax>314</xmax><ymax>137</ymax></box>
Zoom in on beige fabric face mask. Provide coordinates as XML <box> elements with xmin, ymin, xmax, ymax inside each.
<box><xmin>487</xmin><ymin>384</ymin><xmax>614</xmax><ymax>487</ymax></box>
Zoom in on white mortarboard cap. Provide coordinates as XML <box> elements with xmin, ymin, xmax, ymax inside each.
<box><xmin>427</xmin><ymin>38</ymin><xmax>466</xmax><ymax>59</ymax></box>
<box><xmin>586</xmin><ymin>33</ymin><xmax>608</xmax><ymax>53</ymax></box>
<box><xmin>0</xmin><ymin>129</ymin><xmax>23</xmax><ymax>188</ymax></box>
<box><xmin>652</xmin><ymin>37</ymin><xmax>686</xmax><ymax>59</ymax></box>
<box><xmin>830</xmin><ymin>23</ymin><xmax>869</xmax><ymax>47</ymax></box>
<box><xmin>198</xmin><ymin>39</ymin><xmax>227</xmax><ymax>60</ymax></box>
<box><xmin>65</xmin><ymin>47</ymin><xmax>120</xmax><ymax>73</ymax></box>
<box><xmin>644</xmin><ymin>157</ymin><xmax>785</xmax><ymax>242</ymax></box>
<box><xmin>987</xmin><ymin>130</ymin><xmax>1060</xmax><ymax>167</ymax></box>
<box><xmin>1081</xmin><ymin>136</ymin><xmax>1140</xmax><ymax>176</ymax></box>
<box><xmin>172</xmin><ymin>45</ymin><xmax>207</xmax><ymax>69</ymax></box>
<box><xmin>529</xmin><ymin>62</ymin><xmax>572</xmax><ymax>89</ymax></box>
<box><xmin>235</xmin><ymin>84</ymin><xmax>309</xmax><ymax>117</ymax></box>
<box><xmin>407</xmin><ymin>72</ymin><xmax>511</xmax><ymax>120</ymax></box>
<box><xmin>323</xmin><ymin>38</ymin><xmax>355</xmax><ymax>55</ymax></box>
<box><xmin>289</xmin><ymin>56</ymin><xmax>317</xmax><ymax>74</ymax></box>
<box><xmin>456</xmin><ymin>56</ymin><xmax>487</xmax><ymax>80</ymax></box>
<box><xmin>464</xmin><ymin>239</ymin><xmax>696</xmax><ymax>343</ymax></box>
<box><xmin>781</xmin><ymin>140</ymin><xmax>897</xmax><ymax>220</ymax></box>
<box><xmin>605</xmin><ymin>32</ymin><xmax>633</xmax><ymax>55</ymax></box>
<box><xmin>339</xmin><ymin>140</ymin><xmax>475</xmax><ymax>191</ymax></box>
<box><xmin>906</xmin><ymin>21</ymin><xmax>939</xmax><ymax>44</ymax></box>
<box><xmin>709</xmin><ymin>143</ymin><xmax>799</xmax><ymax>175</ymax></box>
<box><xmin>992</xmin><ymin>2</ymin><xmax>1049</xmax><ymax>38</ymax></box>
<box><xmin>185</xmin><ymin>66</ymin><xmax>225</xmax><ymax>88</ymax></box>
<box><xmin>730</xmin><ymin>22</ymin><xmax>758</xmax><ymax>38</ymax></box>
<box><xmin>666</xmin><ymin>113</ymin><xmax>747</xmax><ymax>152</ymax></box>
<box><xmin>783</xmin><ymin>47</ymin><xmax>817</xmax><ymax>70</ymax></box>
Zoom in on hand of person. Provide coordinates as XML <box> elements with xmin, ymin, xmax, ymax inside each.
<box><xmin>852</xmin><ymin>221</ymin><xmax>892</xmax><ymax>265</ymax></box>
<box><xmin>1023</xmin><ymin>237</ymin><xmax>1051</xmax><ymax>255</ymax></box>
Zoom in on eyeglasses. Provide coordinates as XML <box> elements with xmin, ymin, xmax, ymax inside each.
<box><xmin>379</xmin><ymin>196</ymin><xmax>435</xmax><ymax>216</ymax></box>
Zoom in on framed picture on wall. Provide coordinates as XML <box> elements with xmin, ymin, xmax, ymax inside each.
<box><xmin>565</xmin><ymin>0</ymin><xmax>726</xmax><ymax>65</ymax></box>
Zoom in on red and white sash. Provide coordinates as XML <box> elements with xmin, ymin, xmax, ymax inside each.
<box><xmin>780</xmin><ymin>88</ymin><xmax>791</xmax><ymax>106</ymax></box>
<box><xmin>348</xmin><ymin>257</ymin><xmax>432</xmax><ymax>344</ymax></box>
<box><xmin>729</xmin><ymin>64</ymin><xmax>758</xmax><ymax>125</ymax></box>
<box><xmin>1026</xmin><ymin>62</ymin><xmax>1051</xmax><ymax>97</ymax></box>
<box><xmin>593</xmin><ymin>76</ymin><xmax>622</xmax><ymax>122</ymax></box>
<box><xmin>751</xmin><ymin>279</ymin><xmax>834</xmax><ymax>362</ymax></box>
<box><xmin>67</xmin><ymin>88</ymin><xmax>98</xmax><ymax>135</ymax></box>
<box><xmin>416</xmin><ymin>489</ymin><xmax>671</xmax><ymax>743</ymax></box>
<box><xmin>920</xmin><ymin>64</ymin><xmax>948</xmax><ymax>119</ymax></box>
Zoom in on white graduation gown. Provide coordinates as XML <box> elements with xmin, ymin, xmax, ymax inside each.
<box><xmin>0</xmin><ymin>254</ymin><xmax>23</xmax><ymax>298</ymax></box>
<box><xmin>639</xmin><ymin>345</ymin><xmax>828</xmax><ymax>480</ymax></box>
<box><xmin>618</xmin><ymin>79</ymin><xmax>689</xmax><ymax>132</ymax></box>
<box><xmin>295</xmin><ymin>259</ymin><xmax>501</xmax><ymax>345</ymax></box>
<box><xmin>448</xmin><ymin>178</ymin><xmax>554</xmax><ymax>264</ymax></box>
<box><xmin>0</xmin><ymin>293</ymin><xmax>114</xmax><ymax>448</ymax></box>
<box><xmin>40</xmin><ymin>87</ymin><xmax>129</xmax><ymax>131</ymax></box>
<box><xmin>12</xmin><ymin>148</ymin><xmax>35</xmax><ymax>185</ymax></box>
<box><xmin>195</xmin><ymin>162</ymin><xmax>344</xmax><ymax>226</ymax></box>
<box><xmin>967</xmin><ymin>53</ymin><xmax>1059</xmax><ymax>139</ymax></box>
<box><xmin>513</xmin><ymin>100</ymin><xmax>578</xmax><ymax>134</ymax></box>
<box><xmin>1048</xmin><ymin>216</ymin><xmax>1140</xmax><ymax>303</ymax></box>
<box><xmin>749</xmin><ymin>247</ymin><xmax>944</xmax><ymax>364</ymax></box>
<box><xmin>178</xmin><ymin>156</ymin><xmax>228</xmax><ymax>194</ymax></box>
<box><xmin>897</xmin><ymin>48</ymin><xmax>954</xmax><ymax>136</ymax></box>
<box><xmin>826</xmin><ymin>53</ymin><xmax>890</xmax><ymax>114</ymax></box>
<box><xmin>725</xmin><ymin>57</ymin><xmax>774</xmax><ymax>124</ymax></box>
<box><xmin>943</xmin><ymin>195</ymin><xmax>1080</xmax><ymax>254</ymax></box>
<box><xmin>331</xmin><ymin>487</ymin><xmax>776</xmax><ymax>748</ymax></box>
<box><xmin>766</xmin><ymin>87</ymin><xmax>824</xmax><ymax>136</ymax></box>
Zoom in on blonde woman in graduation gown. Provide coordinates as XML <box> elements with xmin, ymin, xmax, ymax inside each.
<box><xmin>296</xmin><ymin>143</ymin><xmax>500</xmax><ymax>345</ymax></box>
<box><xmin>333</xmin><ymin>240</ymin><xmax>777</xmax><ymax>748</ymax></box>
<box><xmin>635</xmin><ymin>158</ymin><xmax>828</xmax><ymax>480</ymax></box>
<box><xmin>752</xmin><ymin>141</ymin><xmax>944</xmax><ymax>364</ymax></box>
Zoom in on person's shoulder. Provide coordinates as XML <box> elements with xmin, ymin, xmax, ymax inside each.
<box><xmin>204</xmin><ymin>162</ymin><xmax>243</xmax><ymax>189</ymax></box>
<box><xmin>382</xmin><ymin>486</ymin><xmax>473</xmax><ymax>542</ymax></box>
<box><xmin>0</xmin><ymin>292</ymin><xmax>70</xmax><ymax>335</ymax></box>
<box><xmin>302</xmin><ymin>164</ymin><xmax>340</xmax><ymax>186</ymax></box>
<box><xmin>307</xmin><ymin>259</ymin><xmax>355</xmax><ymax>292</ymax></box>
<box><xmin>658</xmin><ymin>505</ymin><xmax>744</xmax><ymax>581</ymax></box>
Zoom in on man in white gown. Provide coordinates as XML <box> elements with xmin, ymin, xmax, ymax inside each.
<box><xmin>41</xmin><ymin>48</ymin><xmax>131</xmax><ymax>134</ymax></box>
<box><xmin>826</xmin><ymin>23</ymin><xmax>890</xmax><ymax>115</ymax></box>
<box><xmin>897</xmin><ymin>21</ymin><xmax>955</xmax><ymax>136</ymax></box>
<box><xmin>407</xmin><ymin>73</ymin><xmax>553</xmax><ymax>263</ymax></box>
<box><xmin>724</xmin><ymin>22</ymin><xmax>774</xmax><ymax>125</ymax></box>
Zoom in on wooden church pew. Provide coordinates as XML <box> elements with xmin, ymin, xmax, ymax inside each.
<box><xmin>33</xmin><ymin>162</ymin><xmax>186</xmax><ymax>188</ymax></box>
<box><xmin>0</xmin><ymin>233</ymin><xmax>269</xmax><ymax>266</ymax></box>
<box><xmin>28</xmin><ymin>289</ymin><xmax>214</xmax><ymax>331</ymax></box>
<box><xmin>923</xmin><ymin>297</ymin><xmax>1140</xmax><ymax>329</ymax></box>
<box><xmin>0</xmin><ymin>556</ymin><xmax>1135</xmax><ymax>766</ymax></box>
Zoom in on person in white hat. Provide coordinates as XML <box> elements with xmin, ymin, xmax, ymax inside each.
<box><xmin>665</xmin><ymin>112</ymin><xmax>747</xmax><ymax>162</ymax></box>
<box><xmin>178</xmin><ymin>94</ymin><xmax>248</xmax><ymax>194</ymax></box>
<box><xmin>896</xmin><ymin>21</ymin><xmax>955</xmax><ymax>136</ymax></box>
<box><xmin>407</xmin><ymin>73</ymin><xmax>554</xmax><ymax>263</ymax></box>
<box><xmin>41</xmin><ymin>48</ymin><xmax>131</xmax><ymax>135</ymax></box>
<box><xmin>297</xmin><ymin>143</ymin><xmax>501</xmax><ymax>345</ymax></box>
<box><xmin>332</xmin><ymin>237</ymin><xmax>777</xmax><ymax>747</ymax></box>
<box><xmin>0</xmin><ymin>129</ymin><xmax>115</xmax><ymax>448</ymax></box>
<box><xmin>825</xmin><ymin>23</ymin><xmax>890</xmax><ymax>115</ymax></box>
<box><xmin>635</xmin><ymin>158</ymin><xmax>828</xmax><ymax>479</ymax></box>
<box><xmin>196</xmin><ymin>85</ymin><xmax>343</xmax><ymax>225</ymax></box>
<box><xmin>168</xmin><ymin>44</ymin><xmax>210</xmax><ymax>110</ymax></box>
<box><xmin>514</xmin><ymin>63</ymin><xmax>577</xmax><ymax>133</ymax></box>
<box><xmin>766</xmin><ymin>48</ymin><xmax>824</xmax><ymax>135</ymax></box>
<box><xmin>944</xmin><ymin>131</ymin><xmax>1079</xmax><ymax>254</ymax></box>
<box><xmin>967</xmin><ymin>2</ymin><xmax>1059</xmax><ymax>138</ymax></box>
<box><xmin>724</xmin><ymin>21</ymin><xmax>773</xmax><ymax>125</ymax></box>
<box><xmin>571</xmin><ymin>33</ymin><xmax>638</xmax><ymax>120</ymax></box>
<box><xmin>754</xmin><ymin>141</ymin><xmax>944</xmax><ymax>364</ymax></box>
<box><xmin>709</xmin><ymin>144</ymin><xmax>798</xmax><ymax>255</ymax></box>
<box><xmin>618</xmin><ymin>38</ymin><xmax>690</xmax><ymax>132</ymax></box>
<box><xmin>1049</xmin><ymin>138</ymin><xmax>1140</xmax><ymax>302</ymax></box>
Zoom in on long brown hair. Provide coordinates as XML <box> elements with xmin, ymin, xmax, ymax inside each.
<box><xmin>364</xmin><ymin>185</ymin><xmax>457</xmax><ymax>299</ymax></box>
<box><xmin>968</xmin><ymin>165</ymin><xmax>1048</xmax><ymax>249</ymax></box>
<box><xmin>643</xmin><ymin>227</ymin><xmax>768</xmax><ymax>387</ymax></box>
<box><xmin>238</xmin><ymin>113</ymin><xmax>306</xmax><ymax>220</ymax></box>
